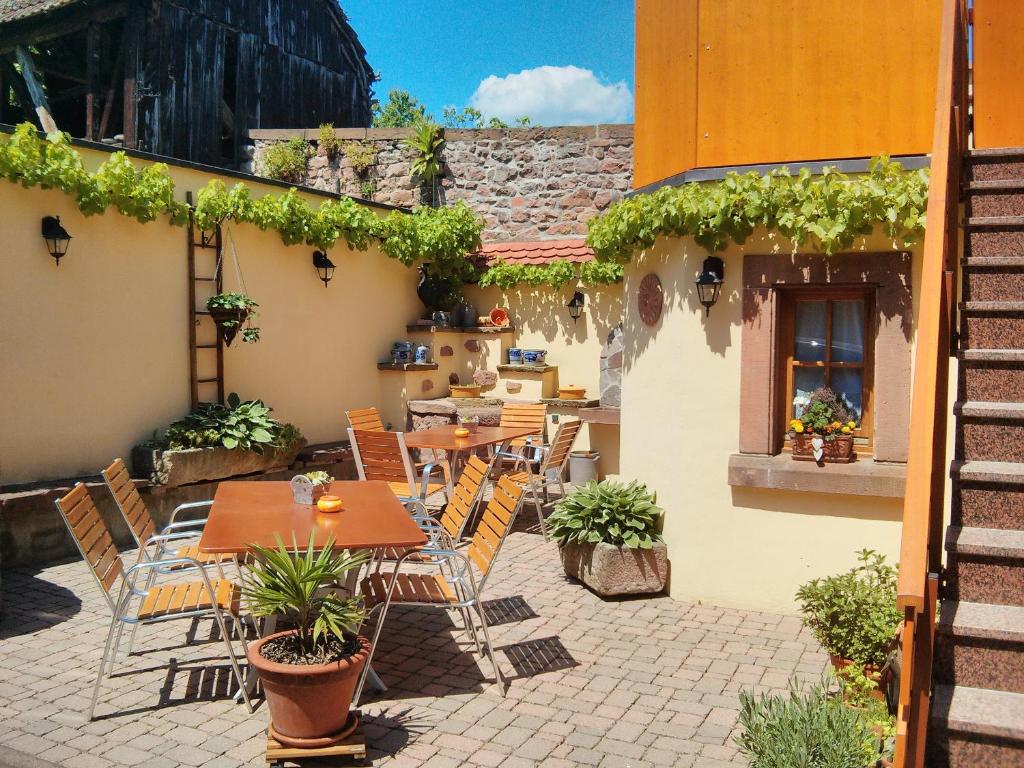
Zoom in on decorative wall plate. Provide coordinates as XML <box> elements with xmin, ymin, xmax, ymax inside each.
<box><xmin>638</xmin><ymin>273</ymin><xmax>663</xmax><ymax>326</ymax></box>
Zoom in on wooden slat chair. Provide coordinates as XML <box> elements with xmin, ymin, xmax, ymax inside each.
<box><xmin>345</xmin><ymin>406</ymin><xmax>385</xmax><ymax>432</ymax></box>
<box><xmin>508</xmin><ymin>418</ymin><xmax>583</xmax><ymax>536</ymax></box>
<box><xmin>101</xmin><ymin>458</ymin><xmax>228</xmax><ymax>575</ymax></box>
<box><xmin>348</xmin><ymin>428</ymin><xmax>453</xmax><ymax>506</ymax></box>
<box><xmin>355</xmin><ymin>475</ymin><xmax>526</xmax><ymax>701</ymax></box>
<box><xmin>499</xmin><ymin>402</ymin><xmax>548</xmax><ymax>450</ymax></box>
<box><xmin>54</xmin><ymin>483</ymin><xmax>252</xmax><ymax>720</ymax></box>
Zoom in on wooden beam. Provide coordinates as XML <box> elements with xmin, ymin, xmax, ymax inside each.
<box><xmin>0</xmin><ymin>2</ymin><xmax>127</xmax><ymax>54</ymax></box>
<box><xmin>98</xmin><ymin>29</ymin><xmax>127</xmax><ymax>141</ymax></box>
<box><xmin>13</xmin><ymin>46</ymin><xmax>57</xmax><ymax>132</ymax></box>
<box><xmin>121</xmin><ymin>0</ymin><xmax>144</xmax><ymax>148</ymax></box>
<box><xmin>85</xmin><ymin>23</ymin><xmax>101</xmax><ymax>140</ymax></box>
<box><xmin>0</xmin><ymin>57</ymin><xmax>36</xmax><ymax>123</ymax></box>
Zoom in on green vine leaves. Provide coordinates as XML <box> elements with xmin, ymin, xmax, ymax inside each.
<box><xmin>0</xmin><ymin>123</ymin><xmax>483</xmax><ymax>283</ymax></box>
<box><xmin>585</xmin><ymin>157</ymin><xmax>929</xmax><ymax>262</ymax></box>
<box><xmin>479</xmin><ymin>258</ymin><xmax>624</xmax><ymax>290</ymax></box>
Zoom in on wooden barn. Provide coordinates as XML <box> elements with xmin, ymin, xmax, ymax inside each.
<box><xmin>0</xmin><ymin>0</ymin><xmax>374</xmax><ymax>167</ymax></box>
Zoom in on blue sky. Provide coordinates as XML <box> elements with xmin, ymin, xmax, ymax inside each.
<box><xmin>341</xmin><ymin>0</ymin><xmax>635</xmax><ymax>126</ymax></box>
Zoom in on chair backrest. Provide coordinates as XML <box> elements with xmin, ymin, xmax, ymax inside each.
<box><xmin>542</xmin><ymin>418</ymin><xmax>583</xmax><ymax>473</ymax></box>
<box><xmin>439</xmin><ymin>454</ymin><xmax>489</xmax><ymax>541</ymax></box>
<box><xmin>499</xmin><ymin>402</ymin><xmax>547</xmax><ymax>448</ymax></box>
<box><xmin>101</xmin><ymin>458</ymin><xmax>156</xmax><ymax>547</ymax></box>
<box><xmin>54</xmin><ymin>483</ymin><xmax>123</xmax><ymax>608</ymax></box>
<box><xmin>347</xmin><ymin>428</ymin><xmax>417</xmax><ymax>496</ymax></box>
<box><xmin>346</xmin><ymin>407</ymin><xmax>385</xmax><ymax>432</ymax></box>
<box><xmin>466</xmin><ymin>475</ymin><xmax>524</xmax><ymax>585</ymax></box>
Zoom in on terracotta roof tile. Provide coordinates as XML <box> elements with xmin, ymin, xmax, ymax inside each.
<box><xmin>474</xmin><ymin>239</ymin><xmax>594</xmax><ymax>267</ymax></box>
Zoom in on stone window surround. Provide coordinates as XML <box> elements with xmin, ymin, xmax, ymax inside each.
<box><xmin>737</xmin><ymin>251</ymin><xmax>913</xmax><ymax>463</ymax></box>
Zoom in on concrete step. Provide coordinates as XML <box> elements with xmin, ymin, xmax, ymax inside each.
<box><xmin>963</xmin><ymin>260</ymin><xmax>1024</xmax><ymax>303</ymax></box>
<box><xmin>968</xmin><ymin>185</ymin><xmax>1024</xmax><ymax>219</ymax></box>
<box><xmin>956</xmin><ymin>401</ymin><xmax>1024</xmax><ymax>420</ymax></box>
<box><xmin>961</xmin><ymin>303</ymin><xmax>1024</xmax><ymax>351</ymax></box>
<box><xmin>967</xmin><ymin>216</ymin><xmax>1024</xmax><ymax>229</ymax></box>
<box><xmin>955</xmin><ymin>401</ymin><xmax>1024</xmax><ymax>463</ymax></box>
<box><xmin>935</xmin><ymin>602</ymin><xmax>1024</xmax><ymax>693</ymax></box>
<box><xmin>967</xmin><ymin>179</ymin><xmax>1024</xmax><ymax>193</ymax></box>
<box><xmin>945</xmin><ymin>526</ymin><xmax>1024</xmax><ymax>607</ymax></box>
<box><xmin>953</xmin><ymin>459</ymin><xmax>1024</xmax><ymax>531</ymax></box>
<box><xmin>952</xmin><ymin>460</ymin><xmax>1024</xmax><ymax>485</ymax></box>
<box><xmin>928</xmin><ymin>684</ymin><xmax>1024</xmax><ymax>767</ymax></box>
<box><xmin>967</xmin><ymin>224</ymin><xmax>1024</xmax><ymax>258</ymax></box>
<box><xmin>959</xmin><ymin>351</ymin><xmax>1024</xmax><ymax>402</ymax></box>
<box><xmin>967</xmin><ymin>147</ymin><xmax>1024</xmax><ymax>185</ymax></box>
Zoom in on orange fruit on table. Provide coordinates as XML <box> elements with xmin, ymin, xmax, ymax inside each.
<box><xmin>454</xmin><ymin>427</ymin><xmax>470</xmax><ymax>438</ymax></box>
<box><xmin>316</xmin><ymin>494</ymin><xmax>343</xmax><ymax>513</ymax></box>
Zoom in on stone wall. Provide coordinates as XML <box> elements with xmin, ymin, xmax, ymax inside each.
<box><xmin>247</xmin><ymin>125</ymin><xmax>633</xmax><ymax>241</ymax></box>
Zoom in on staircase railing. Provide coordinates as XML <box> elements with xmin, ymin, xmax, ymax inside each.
<box><xmin>893</xmin><ymin>0</ymin><xmax>969</xmax><ymax>765</ymax></box>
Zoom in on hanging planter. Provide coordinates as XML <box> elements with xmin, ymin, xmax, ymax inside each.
<box><xmin>207</xmin><ymin>292</ymin><xmax>260</xmax><ymax>346</ymax></box>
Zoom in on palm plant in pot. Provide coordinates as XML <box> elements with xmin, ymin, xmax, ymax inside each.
<box><xmin>207</xmin><ymin>292</ymin><xmax>260</xmax><ymax>346</ymax></box>
<box><xmin>243</xmin><ymin>535</ymin><xmax>370</xmax><ymax>748</ymax></box>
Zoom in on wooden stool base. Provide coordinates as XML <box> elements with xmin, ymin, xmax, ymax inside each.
<box><xmin>266</xmin><ymin>711</ymin><xmax>367</xmax><ymax>766</ymax></box>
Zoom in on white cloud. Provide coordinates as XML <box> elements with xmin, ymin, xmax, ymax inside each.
<box><xmin>469</xmin><ymin>65</ymin><xmax>633</xmax><ymax>126</ymax></box>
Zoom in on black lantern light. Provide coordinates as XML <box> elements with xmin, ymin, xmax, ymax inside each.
<box><xmin>567</xmin><ymin>290</ymin><xmax>585</xmax><ymax>323</ymax></box>
<box><xmin>41</xmin><ymin>216</ymin><xmax>71</xmax><ymax>265</ymax></box>
<box><xmin>312</xmin><ymin>250</ymin><xmax>335</xmax><ymax>287</ymax></box>
<box><xmin>695</xmin><ymin>255</ymin><xmax>725</xmax><ymax>316</ymax></box>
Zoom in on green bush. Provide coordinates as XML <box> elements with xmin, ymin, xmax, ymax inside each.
<box><xmin>548</xmin><ymin>480</ymin><xmax>663</xmax><ymax>549</ymax></box>
<box><xmin>342</xmin><ymin>140</ymin><xmax>378</xmax><ymax>176</ymax></box>
<box><xmin>261</xmin><ymin>138</ymin><xmax>309</xmax><ymax>183</ymax></box>
<box><xmin>160</xmin><ymin>393</ymin><xmax>302</xmax><ymax>453</ymax></box>
<box><xmin>736</xmin><ymin>680</ymin><xmax>882</xmax><ymax>768</ymax></box>
<box><xmin>795</xmin><ymin>549</ymin><xmax>902</xmax><ymax>666</ymax></box>
<box><xmin>317</xmin><ymin>124</ymin><xmax>343</xmax><ymax>161</ymax></box>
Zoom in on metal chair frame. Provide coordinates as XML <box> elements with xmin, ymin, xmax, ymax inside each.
<box><xmin>354</xmin><ymin>476</ymin><xmax>527</xmax><ymax>703</ymax></box>
<box><xmin>507</xmin><ymin>418</ymin><xmax>583</xmax><ymax>536</ymax></box>
<box><xmin>54</xmin><ymin>484</ymin><xmax>253</xmax><ymax>721</ymax></box>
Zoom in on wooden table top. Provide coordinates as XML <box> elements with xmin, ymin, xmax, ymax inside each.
<box><xmin>403</xmin><ymin>424</ymin><xmax>539</xmax><ymax>451</ymax></box>
<box><xmin>197</xmin><ymin>480</ymin><xmax>427</xmax><ymax>554</ymax></box>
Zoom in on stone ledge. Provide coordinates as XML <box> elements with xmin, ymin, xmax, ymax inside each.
<box><xmin>728</xmin><ymin>453</ymin><xmax>906</xmax><ymax>498</ymax></box>
<box><xmin>541</xmin><ymin>398</ymin><xmax>601</xmax><ymax>409</ymax></box>
<box><xmin>406</xmin><ymin>324</ymin><xmax>514</xmax><ymax>334</ymax></box>
<box><xmin>497</xmin><ymin>364</ymin><xmax>556</xmax><ymax>374</ymax></box>
<box><xmin>578</xmin><ymin>407</ymin><xmax>621</xmax><ymax>425</ymax></box>
<box><xmin>377</xmin><ymin>362</ymin><xmax>438</xmax><ymax>371</ymax></box>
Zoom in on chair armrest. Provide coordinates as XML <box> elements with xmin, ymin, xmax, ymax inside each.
<box><xmin>161</xmin><ymin>518</ymin><xmax>207</xmax><ymax>534</ymax></box>
<box><xmin>123</xmin><ymin>555</ymin><xmax>216</xmax><ymax>596</ymax></box>
<box><xmin>419</xmin><ymin>460</ymin><xmax>451</xmax><ymax>498</ymax></box>
<box><xmin>169</xmin><ymin>500</ymin><xmax>213</xmax><ymax>525</ymax></box>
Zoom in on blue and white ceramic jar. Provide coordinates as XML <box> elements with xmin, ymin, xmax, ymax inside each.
<box><xmin>508</xmin><ymin>347</ymin><xmax>523</xmax><ymax>365</ymax></box>
<box><xmin>523</xmin><ymin>349</ymin><xmax>547</xmax><ymax>365</ymax></box>
<box><xmin>414</xmin><ymin>344</ymin><xmax>431</xmax><ymax>364</ymax></box>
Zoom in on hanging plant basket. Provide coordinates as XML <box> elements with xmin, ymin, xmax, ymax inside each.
<box><xmin>208</xmin><ymin>306</ymin><xmax>249</xmax><ymax>346</ymax></box>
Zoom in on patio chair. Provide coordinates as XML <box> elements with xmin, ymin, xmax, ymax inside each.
<box><xmin>355</xmin><ymin>475</ymin><xmax>526</xmax><ymax>701</ymax></box>
<box><xmin>101</xmin><ymin>458</ymin><xmax>229</xmax><ymax>576</ymax></box>
<box><xmin>54</xmin><ymin>483</ymin><xmax>253</xmax><ymax>720</ymax></box>
<box><xmin>345</xmin><ymin>406</ymin><xmax>386</xmax><ymax>432</ymax></box>
<box><xmin>348</xmin><ymin>428</ymin><xmax>453</xmax><ymax>507</ymax></box>
<box><xmin>508</xmin><ymin>418</ymin><xmax>583</xmax><ymax>536</ymax></box>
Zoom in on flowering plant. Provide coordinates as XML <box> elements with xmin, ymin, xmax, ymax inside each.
<box><xmin>789</xmin><ymin>387</ymin><xmax>857</xmax><ymax>442</ymax></box>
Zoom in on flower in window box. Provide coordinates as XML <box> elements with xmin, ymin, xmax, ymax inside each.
<box><xmin>789</xmin><ymin>387</ymin><xmax>857</xmax><ymax>464</ymax></box>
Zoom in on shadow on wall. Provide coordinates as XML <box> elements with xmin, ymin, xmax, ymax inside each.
<box><xmin>498</xmin><ymin>284</ymin><xmax>623</xmax><ymax>348</ymax></box>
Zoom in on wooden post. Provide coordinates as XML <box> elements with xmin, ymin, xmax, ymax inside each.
<box><xmin>13</xmin><ymin>46</ymin><xmax>57</xmax><ymax>133</ymax></box>
<box><xmin>121</xmin><ymin>0</ymin><xmax>145</xmax><ymax>149</ymax></box>
<box><xmin>85</xmin><ymin>23</ymin><xmax>101</xmax><ymax>140</ymax></box>
<box><xmin>0</xmin><ymin>57</ymin><xmax>35</xmax><ymax>123</ymax></box>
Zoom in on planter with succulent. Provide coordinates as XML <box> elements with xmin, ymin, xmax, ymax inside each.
<box><xmin>789</xmin><ymin>387</ymin><xmax>858</xmax><ymax>463</ymax></box>
<box><xmin>133</xmin><ymin>393</ymin><xmax>305</xmax><ymax>486</ymax></box>
<box><xmin>290</xmin><ymin>471</ymin><xmax>334</xmax><ymax>505</ymax></box>
<box><xmin>243</xmin><ymin>535</ymin><xmax>370</xmax><ymax>747</ymax></box>
<box><xmin>549</xmin><ymin>479</ymin><xmax>667</xmax><ymax>597</ymax></box>
<box><xmin>207</xmin><ymin>292</ymin><xmax>260</xmax><ymax>346</ymax></box>
<box><xmin>796</xmin><ymin>549</ymin><xmax>903</xmax><ymax>674</ymax></box>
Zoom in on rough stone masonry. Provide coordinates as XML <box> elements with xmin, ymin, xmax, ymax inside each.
<box><xmin>248</xmin><ymin>125</ymin><xmax>634</xmax><ymax>241</ymax></box>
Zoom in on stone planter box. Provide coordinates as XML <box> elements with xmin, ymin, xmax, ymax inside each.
<box><xmin>132</xmin><ymin>440</ymin><xmax>306</xmax><ymax>487</ymax></box>
<box><xmin>560</xmin><ymin>541</ymin><xmax>668</xmax><ymax>597</ymax></box>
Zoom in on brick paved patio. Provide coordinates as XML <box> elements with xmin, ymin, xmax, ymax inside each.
<box><xmin>0</xmin><ymin>519</ymin><xmax>827</xmax><ymax>768</ymax></box>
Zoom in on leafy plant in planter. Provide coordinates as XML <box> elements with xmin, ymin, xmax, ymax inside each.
<box><xmin>161</xmin><ymin>393</ymin><xmax>301</xmax><ymax>453</ymax></box>
<box><xmin>789</xmin><ymin>387</ymin><xmax>858</xmax><ymax>463</ymax></box>
<box><xmin>404</xmin><ymin>120</ymin><xmax>445</xmax><ymax>206</ymax></box>
<box><xmin>795</xmin><ymin>549</ymin><xmax>902</xmax><ymax>668</ymax></box>
<box><xmin>207</xmin><ymin>292</ymin><xmax>260</xmax><ymax>345</ymax></box>
<box><xmin>836</xmin><ymin>663</ymin><xmax>896</xmax><ymax>743</ymax></box>
<box><xmin>549</xmin><ymin>480</ymin><xmax>668</xmax><ymax>596</ymax></box>
<box><xmin>736</xmin><ymin>679</ymin><xmax>885</xmax><ymax>768</ymax></box>
<box><xmin>243</xmin><ymin>534</ymin><xmax>371</xmax><ymax>747</ymax></box>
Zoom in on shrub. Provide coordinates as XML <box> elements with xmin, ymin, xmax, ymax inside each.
<box><xmin>404</xmin><ymin>121</ymin><xmax>444</xmax><ymax>183</ymax></box>
<box><xmin>736</xmin><ymin>680</ymin><xmax>882</xmax><ymax>768</ymax></box>
<box><xmin>160</xmin><ymin>393</ymin><xmax>302</xmax><ymax>453</ymax></box>
<box><xmin>835</xmin><ymin>664</ymin><xmax>896</xmax><ymax>742</ymax></box>
<box><xmin>317</xmin><ymin>124</ymin><xmax>343</xmax><ymax>161</ymax></box>
<box><xmin>342</xmin><ymin>140</ymin><xmax>378</xmax><ymax>176</ymax></box>
<box><xmin>795</xmin><ymin>549</ymin><xmax>902</xmax><ymax>666</ymax></box>
<box><xmin>548</xmin><ymin>480</ymin><xmax>663</xmax><ymax>549</ymax></box>
<box><xmin>261</xmin><ymin>138</ymin><xmax>309</xmax><ymax>183</ymax></box>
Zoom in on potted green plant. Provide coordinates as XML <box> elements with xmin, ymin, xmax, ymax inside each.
<box><xmin>548</xmin><ymin>479</ymin><xmax>667</xmax><ymax>597</ymax></box>
<box><xmin>795</xmin><ymin>549</ymin><xmax>903</xmax><ymax>672</ymax></box>
<box><xmin>290</xmin><ymin>471</ymin><xmax>333</xmax><ymax>504</ymax></box>
<box><xmin>243</xmin><ymin>535</ymin><xmax>370</xmax><ymax>748</ymax></box>
<box><xmin>789</xmin><ymin>387</ymin><xmax>857</xmax><ymax>463</ymax></box>
<box><xmin>207</xmin><ymin>292</ymin><xmax>260</xmax><ymax>346</ymax></box>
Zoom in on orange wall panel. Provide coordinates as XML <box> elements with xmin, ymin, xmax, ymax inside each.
<box><xmin>974</xmin><ymin>0</ymin><xmax>1024</xmax><ymax>149</ymax></box>
<box><xmin>633</xmin><ymin>0</ymin><xmax>699</xmax><ymax>188</ymax></box>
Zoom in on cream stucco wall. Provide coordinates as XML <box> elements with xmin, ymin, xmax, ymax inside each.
<box><xmin>619</xmin><ymin>229</ymin><xmax>921</xmax><ymax>614</ymax></box>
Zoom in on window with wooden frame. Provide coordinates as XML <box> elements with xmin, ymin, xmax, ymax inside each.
<box><xmin>777</xmin><ymin>287</ymin><xmax>875</xmax><ymax>449</ymax></box>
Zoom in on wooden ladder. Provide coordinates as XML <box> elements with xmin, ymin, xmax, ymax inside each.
<box><xmin>186</xmin><ymin>191</ymin><xmax>224</xmax><ymax>408</ymax></box>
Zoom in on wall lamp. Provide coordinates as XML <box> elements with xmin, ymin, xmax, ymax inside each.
<box><xmin>695</xmin><ymin>255</ymin><xmax>725</xmax><ymax>316</ymax></box>
<box><xmin>42</xmin><ymin>216</ymin><xmax>71</xmax><ymax>265</ymax></box>
<box><xmin>312</xmin><ymin>250</ymin><xmax>335</xmax><ymax>287</ymax></box>
<box><xmin>567</xmin><ymin>290</ymin><xmax>585</xmax><ymax>323</ymax></box>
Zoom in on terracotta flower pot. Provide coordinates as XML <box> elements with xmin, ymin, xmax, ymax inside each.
<box><xmin>208</xmin><ymin>306</ymin><xmax>248</xmax><ymax>347</ymax></box>
<box><xmin>791</xmin><ymin>433</ymin><xmax>856</xmax><ymax>463</ymax></box>
<box><xmin>247</xmin><ymin>630</ymin><xmax>369</xmax><ymax>748</ymax></box>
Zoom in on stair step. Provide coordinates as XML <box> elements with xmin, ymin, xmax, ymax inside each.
<box><xmin>967</xmin><ymin>179</ymin><xmax>1024</xmax><ymax>192</ymax></box>
<box><xmin>931</xmin><ymin>685</ymin><xmax>1024</xmax><ymax>742</ymax></box>
<box><xmin>967</xmin><ymin>216</ymin><xmax>1024</xmax><ymax>229</ymax></box>
<box><xmin>956</xmin><ymin>402</ymin><xmax>1024</xmax><ymax>420</ymax></box>
<box><xmin>952</xmin><ymin>460</ymin><xmax>1024</xmax><ymax>484</ymax></box>
<box><xmin>970</xmin><ymin>147</ymin><xmax>1024</xmax><ymax>160</ymax></box>
<box><xmin>938</xmin><ymin>601</ymin><xmax>1024</xmax><ymax>643</ymax></box>
<box><xmin>964</xmin><ymin>256</ymin><xmax>1024</xmax><ymax>267</ymax></box>
<box><xmin>960</xmin><ymin>349</ymin><xmax>1024</xmax><ymax>362</ymax></box>
<box><xmin>946</xmin><ymin>526</ymin><xmax>1024</xmax><ymax>559</ymax></box>
<box><xmin>961</xmin><ymin>301</ymin><xmax>1024</xmax><ymax>314</ymax></box>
